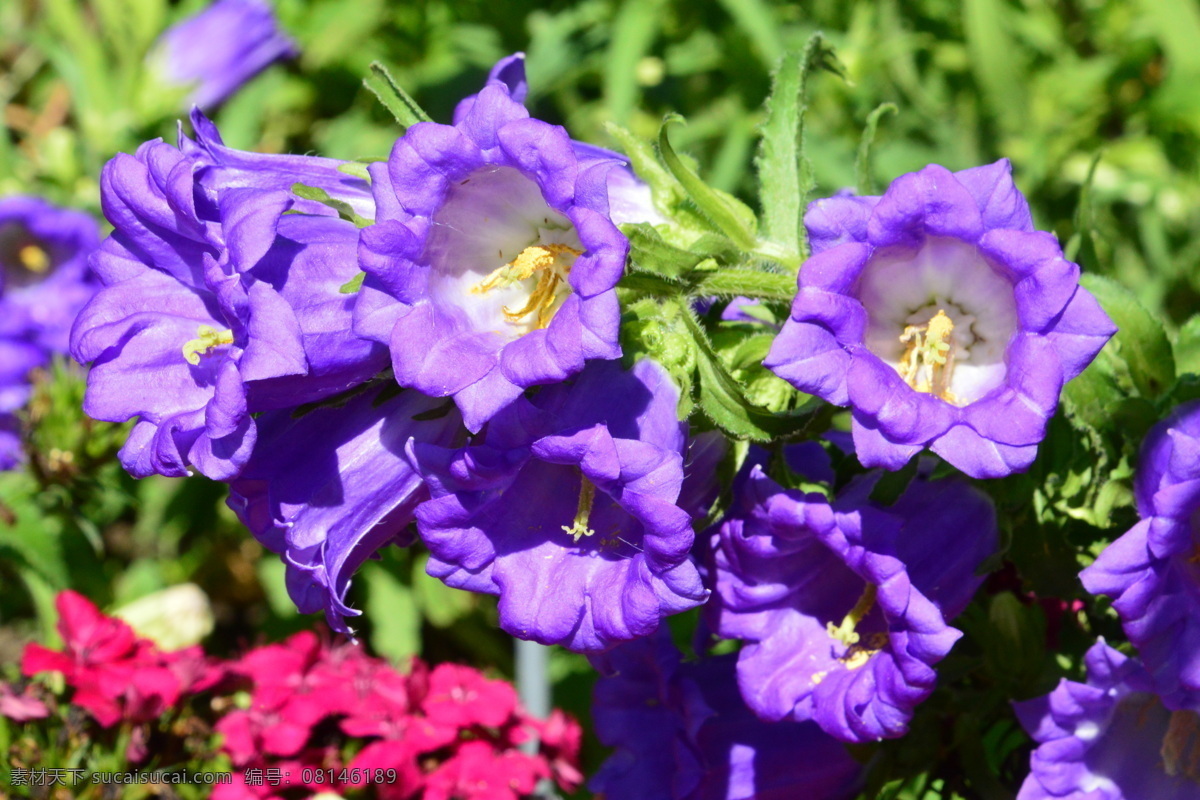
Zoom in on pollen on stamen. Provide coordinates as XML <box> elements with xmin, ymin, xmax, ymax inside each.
<box><xmin>898</xmin><ymin>308</ymin><xmax>961</xmax><ymax>404</ymax></box>
<box><xmin>17</xmin><ymin>244</ymin><xmax>49</xmax><ymax>273</ymax></box>
<box><xmin>826</xmin><ymin>583</ymin><xmax>877</xmax><ymax>647</ymax></box>
<box><xmin>182</xmin><ymin>325</ymin><xmax>235</xmax><ymax>365</ymax></box>
<box><xmin>473</xmin><ymin>242</ymin><xmax>582</xmax><ymax>329</ymax></box>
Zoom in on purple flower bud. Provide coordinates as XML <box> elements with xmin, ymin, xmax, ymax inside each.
<box><xmin>765</xmin><ymin>160</ymin><xmax>1116</xmax><ymax>478</ymax></box>
<box><xmin>71</xmin><ymin>118</ymin><xmax>386</xmax><ymax>480</ymax></box>
<box><xmin>590</xmin><ymin>630</ymin><xmax>864</xmax><ymax>800</ymax></box>
<box><xmin>0</xmin><ymin>196</ymin><xmax>100</xmax><ymax>469</ymax></box>
<box><xmin>1081</xmin><ymin>401</ymin><xmax>1200</xmax><ymax>710</ymax></box>
<box><xmin>406</xmin><ymin>359</ymin><xmax>708</xmax><ymax>653</ymax></box>
<box><xmin>227</xmin><ymin>385</ymin><xmax>462</xmax><ymax>633</ymax></box>
<box><xmin>1014</xmin><ymin>640</ymin><xmax>1200</xmax><ymax>800</ymax></box>
<box><xmin>706</xmin><ymin>465</ymin><xmax>996</xmax><ymax>742</ymax></box>
<box><xmin>354</xmin><ymin>55</ymin><xmax>637</xmax><ymax>431</ymax></box>
<box><xmin>151</xmin><ymin>0</ymin><xmax>298</xmax><ymax>110</ymax></box>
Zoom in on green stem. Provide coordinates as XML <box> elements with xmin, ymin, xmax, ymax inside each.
<box><xmin>690</xmin><ymin>269</ymin><xmax>796</xmax><ymax>303</ymax></box>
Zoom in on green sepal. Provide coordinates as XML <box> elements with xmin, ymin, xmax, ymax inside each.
<box><xmin>658</xmin><ymin>114</ymin><xmax>759</xmax><ymax>251</ymax></box>
<box><xmin>855</xmin><ymin>102</ymin><xmax>898</xmax><ymax>195</ymax></box>
<box><xmin>364</xmin><ymin>61</ymin><xmax>433</xmax><ymax>131</ymax></box>
<box><xmin>1080</xmin><ymin>273</ymin><xmax>1175</xmax><ymax>400</ymax></box>
<box><xmin>291</xmin><ymin>182</ymin><xmax>374</xmax><ymax>228</ymax></box>
<box><xmin>339</xmin><ymin>271</ymin><xmax>366</xmax><ymax>294</ymax></box>
<box><xmin>336</xmin><ymin>161</ymin><xmax>373</xmax><ymax>182</ymax></box>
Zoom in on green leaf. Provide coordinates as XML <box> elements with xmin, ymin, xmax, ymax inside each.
<box><xmin>604</xmin><ymin>0</ymin><xmax>666</xmax><ymax>123</ymax></box>
<box><xmin>291</xmin><ymin>182</ymin><xmax>374</xmax><ymax>228</ymax></box>
<box><xmin>868</xmin><ymin>458</ymin><xmax>919</xmax><ymax>506</ymax></box>
<box><xmin>619</xmin><ymin>298</ymin><xmax>697</xmax><ymax>417</ymax></box>
<box><xmin>363</xmin><ymin>61</ymin><xmax>433</xmax><ymax>130</ymax></box>
<box><xmin>623</xmin><ymin>222</ymin><xmax>708</xmax><ymax>279</ymax></box>
<box><xmin>1081</xmin><ymin>273</ymin><xmax>1175</xmax><ymax>399</ymax></box>
<box><xmin>690</xmin><ymin>268</ymin><xmax>795</xmax><ymax>302</ymax></box>
<box><xmin>363</xmin><ymin>561</ymin><xmax>421</xmax><ymax>662</ymax></box>
<box><xmin>339</xmin><ymin>272</ymin><xmax>366</xmax><ymax>294</ymax></box>
<box><xmin>681</xmin><ymin>308</ymin><xmax>797</xmax><ymax>440</ymax></box>
<box><xmin>658</xmin><ymin>114</ymin><xmax>758</xmax><ymax>250</ymax></box>
<box><xmin>412</xmin><ymin>553</ymin><xmax>474</xmax><ymax>628</ymax></box>
<box><xmin>714</xmin><ymin>0</ymin><xmax>785</xmax><ymax>66</ymax></box>
<box><xmin>755</xmin><ymin>34</ymin><xmax>844</xmax><ymax>260</ymax></box>
<box><xmin>855</xmin><ymin>103</ymin><xmax>898</xmax><ymax>195</ymax></box>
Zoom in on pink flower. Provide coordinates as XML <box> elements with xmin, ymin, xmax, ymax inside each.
<box><xmin>533</xmin><ymin>709</ymin><xmax>584</xmax><ymax>793</ymax></box>
<box><xmin>424</xmin><ymin>741</ymin><xmax>548</xmax><ymax>800</ymax></box>
<box><xmin>0</xmin><ymin>682</ymin><xmax>50</xmax><ymax>722</ymax></box>
<box><xmin>421</xmin><ymin>664</ymin><xmax>520</xmax><ymax>731</ymax></box>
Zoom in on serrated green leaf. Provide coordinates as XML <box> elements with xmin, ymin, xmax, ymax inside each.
<box><xmin>855</xmin><ymin>102</ymin><xmax>898</xmax><ymax>195</ymax></box>
<box><xmin>622</xmin><ymin>222</ymin><xmax>706</xmax><ymax>279</ymax></box>
<box><xmin>755</xmin><ymin>34</ymin><xmax>844</xmax><ymax>260</ymax></box>
<box><xmin>363</xmin><ymin>61</ymin><xmax>433</xmax><ymax>130</ymax></box>
<box><xmin>339</xmin><ymin>271</ymin><xmax>366</xmax><ymax>294</ymax></box>
<box><xmin>291</xmin><ymin>182</ymin><xmax>373</xmax><ymax>228</ymax></box>
<box><xmin>1081</xmin><ymin>273</ymin><xmax>1174</xmax><ymax>399</ymax></box>
<box><xmin>659</xmin><ymin>115</ymin><xmax>758</xmax><ymax>250</ymax></box>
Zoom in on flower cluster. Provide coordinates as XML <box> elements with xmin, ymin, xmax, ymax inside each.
<box><xmin>0</xmin><ymin>196</ymin><xmax>100</xmax><ymax>469</ymax></box>
<box><xmin>9</xmin><ymin>591</ymin><xmax>583</xmax><ymax>800</ymax></box>
<box><xmin>20</xmin><ymin>591</ymin><xmax>215</xmax><ymax>730</ymax></box>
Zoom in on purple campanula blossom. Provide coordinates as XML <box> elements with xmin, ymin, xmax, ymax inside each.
<box><xmin>590</xmin><ymin>630</ymin><xmax>863</xmax><ymax>800</ymax></box>
<box><xmin>1014</xmin><ymin>640</ymin><xmax>1200</xmax><ymax>800</ymax></box>
<box><xmin>0</xmin><ymin>197</ymin><xmax>100</xmax><ymax>469</ymax></box>
<box><xmin>151</xmin><ymin>0</ymin><xmax>298</xmax><ymax>110</ymax></box>
<box><xmin>707</xmin><ymin>464</ymin><xmax>996</xmax><ymax>742</ymax></box>
<box><xmin>227</xmin><ymin>385</ymin><xmax>462</xmax><ymax>633</ymax></box>
<box><xmin>765</xmin><ymin>160</ymin><xmax>1116</xmax><ymax>478</ymax></box>
<box><xmin>1081</xmin><ymin>401</ymin><xmax>1200</xmax><ymax>710</ymax></box>
<box><xmin>70</xmin><ymin>115</ymin><xmax>386</xmax><ymax>481</ymax></box>
<box><xmin>354</xmin><ymin>54</ymin><xmax>647</xmax><ymax>432</ymax></box>
<box><xmin>406</xmin><ymin>359</ymin><xmax>708</xmax><ymax>653</ymax></box>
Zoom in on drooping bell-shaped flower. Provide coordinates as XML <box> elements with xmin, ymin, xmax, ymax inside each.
<box><xmin>590</xmin><ymin>630</ymin><xmax>864</xmax><ymax>800</ymax></box>
<box><xmin>150</xmin><ymin>0</ymin><xmax>298</xmax><ymax>110</ymax></box>
<box><xmin>707</xmin><ymin>464</ymin><xmax>996</xmax><ymax>742</ymax></box>
<box><xmin>354</xmin><ymin>54</ymin><xmax>638</xmax><ymax>431</ymax></box>
<box><xmin>1014</xmin><ymin>640</ymin><xmax>1200</xmax><ymax>800</ymax></box>
<box><xmin>71</xmin><ymin>115</ymin><xmax>387</xmax><ymax>480</ymax></box>
<box><xmin>1081</xmin><ymin>401</ymin><xmax>1200</xmax><ymax>710</ymax></box>
<box><xmin>406</xmin><ymin>359</ymin><xmax>708</xmax><ymax>653</ymax></box>
<box><xmin>765</xmin><ymin>161</ymin><xmax>1116</xmax><ymax>478</ymax></box>
<box><xmin>227</xmin><ymin>385</ymin><xmax>463</xmax><ymax>633</ymax></box>
<box><xmin>0</xmin><ymin>196</ymin><xmax>100</xmax><ymax>469</ymax></box>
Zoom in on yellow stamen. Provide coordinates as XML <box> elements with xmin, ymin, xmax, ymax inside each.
<box><xmin>561</xmin><ymin>475</ymin><xmax>597</xmax><ymax>542</ymax></box>
<box><xmin>182</xmin><ymin>325</ymin><xmax>234</xmax><ymax>365</ymax></box>
<box><xmin>18</xmin><ymin>244</ymin><xmax>49</xmax><ymax>273</ymax></box>
<box><xmin>1162</xmin><ymin>710</ymin><xmax>1200</xmax><ymax>783</ymax></box>
<box><xmin>826</xmin><ymin>584</ymin><xmax>877</xmax><ymax>647</ymax></box>
<box><xmin>898</xmin><ymin>308</ymin><xmax>959</xmax><ymax>403</ymax></box>
<box><xmin>472</xmin><ymin>243</ymin><xmax>581</xmax><ymax>329</ymax></box>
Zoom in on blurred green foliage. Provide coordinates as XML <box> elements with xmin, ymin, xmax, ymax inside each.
<box><xmin>3</xmin><ymin>1</ymin><xmax>1200</xmax><ymax>797</ymax></box>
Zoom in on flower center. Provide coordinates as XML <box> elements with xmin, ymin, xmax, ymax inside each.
<box><xmin>561</xmin><ymin>475</ymin><xmax>597</xmax><ymax>542</ymax></box>
<box><xmin>182</xmin><ymin>325</ymin><xmax>234</xmax><ymax>365</ymax></box>
<box><xmin>473</xmin><ymin>243</ymin><xmax>581</xmax><ymax>330</ymax></box>
<box><xmin>898</xmin><ymin>308</ymin><xmax>960</xmax><ymax>404</ymax></box>
<box><xmin>1162</xmin><ymin>710</ymin><xmax>1200</xmax><ymax>784</ymax></box>
<box><xmin>826</xmin><ymin>583</ymin><xmax>876</xmax><ymax>647</ymax></box>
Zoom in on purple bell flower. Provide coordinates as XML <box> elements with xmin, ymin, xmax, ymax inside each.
<box><xmin>70</xmin><ymin>115</ymin><xmax>387</xmax><ymax>480</ymax></box>
<box><xmin>406</xmin><ymin>359</ymin><xmax>708</xmax><ymax>653</ymax></box>
<box><xmin>354</xmin><ymin>54</ymin><xmax>641</xmax><ymax>432</ymax></box>
<box><xmin>1081</xmin><ymin>401</ymin><xmax>1200</xmax><ymax>710</ymax></box>
<box><xmin>1014</xmin><ymin>640</ymin><xmax>1200</xmax><ymax>799</ymax></box>
<box><xmin>590</xmin><ymin>630</ymin><xmax>864</xmax><ymax>800</ymax></box>
<box><xmin>707</xmin><ymin>465</ymin><xmax>996</xmax><ymax>742</ymax></box>
<box><xmin>151</xmin><ymin>0</ymin><xmax>298</xmax><ymax>110</ymax></box>
<box><xmin>227</xmin><ymin>385</ymin><xmax>462</xmax><ymax>634</ymax></box>
<box><xmin>0</xmin><ymin>196</ymin><xmax>100</xmax><ymax>469</ymax></box>
<box><xmin>765</xmin><ymin>160</ymin><xmax>1116</xmax><ymax>478</ymax></box>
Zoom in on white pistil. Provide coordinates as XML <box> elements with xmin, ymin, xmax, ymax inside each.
<box><xmin>898</xmin><ymin>308</ymin><xmax>960</xmax><ymax>404</ymax></box>
<box><xmin>562</xmin><ymin>475</ymin><xmax>597</xmax><ymax>543</ymax></box>
<box><xmin>472</xmin><ymin>243</ymin><xmax>581</xmax><ymax>329</ymax></box>
<box><xmin>182</xmin><ymin>325</ymin><xmax>234</xmax><ymax>365</ymax></box>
